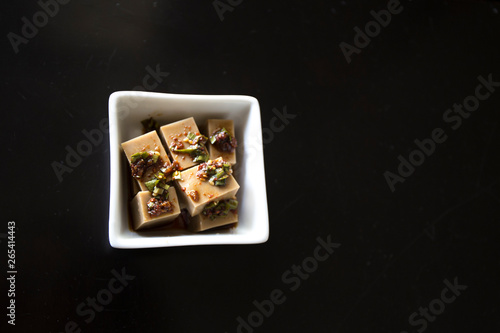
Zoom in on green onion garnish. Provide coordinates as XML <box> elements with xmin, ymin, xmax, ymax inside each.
<box><xmin>196</xmin><ymin>157</ymin><xmax>233</xmax><ymax>186</ymax></box>
<box><xmin>202</xmin><ymin>199</ymin><xmax>238</xmax><ymax>220</ymax></box>
<box><xmin>141</xmin><ymin>117</ymin><xmax>159</xmax><ymax>133</ymax></box>
<box><xmin>172</xmin><ymin>132</ymin><xmax>209</xmax><ymax>163</ymax></box>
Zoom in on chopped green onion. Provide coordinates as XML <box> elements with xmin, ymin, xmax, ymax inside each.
<box><xmin>209</xmin><ymin>127</ymin><xmax>237</xmax><ymax>153</ymax></box>
<box><xmin>145</xmin><ymin>170</ymin><xmax>171</xmax><ymax>197</ymax></box>
<box><xmin>141</xmin><ymin>117</ymin><xmax>159</xmax><ymax>133</ymax></box>
<box><xmin>196</xmin><ymin>157</ymin><xmax>232</xmax><ymax>186</ymax></box>
<box><xmin>210</xmin><ymin>128</ymin><xmax>231</xmax><ymax>143</ymax></box>
<box><xmin>145</xmin><ymin>179</ymin><xmax>159</xmax><ymax>192</ymax></box>
<box><xmin>153</xmin><ymin>187</ymin><xmax>163</xmax><ymax>196</ymax></box>
<box><xmin>204</xmin><ymin>201</ymin><xmax>218</xmax><ymax>210</ymax></box>
<box><xmin>173</xmin><ymin>147</ymin><xmax>196</xmax><ymax>154</ymax></box>
<box><xmin>193</xmin><ymin>153</ymin><xmax>208</xmax><ymax>163</ymax></box>
<box><xmin>131</xmin><ymin>152</ymin><xmax>142</xmax><ymax>163</ymax></box>
<box><xmin>214</xmin><ymin>170</ymin><xmax>226</xmax><ymax>179</ymax></box>
<box><xmin>153</xmin><ymin>187</ymin><xmax>164</xmax><ymax>196</ymax></box>
<box><xmin>172</xmin><ymin>133</ymin><xmax>209</xmax><ymax>162</ymax></box>
<box><xmin>226</xmin><ymin>199</ymin><xmax>238</xmax><ymax>210</ymax></box>
<box><xmin>173</xmin><ymin>170</ymin><xmax>182</xmax><ymax>180</ymax></box>
<box><xmin>202</xmin><ymin>199</ymin><xmax>238</xmax><ymax>220</ymax></box>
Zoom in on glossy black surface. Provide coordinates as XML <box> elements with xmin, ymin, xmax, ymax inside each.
<box><xmin>2</xmin><ymin>0</ymin><xmax>500</xmax><ymax>332</ymax></box>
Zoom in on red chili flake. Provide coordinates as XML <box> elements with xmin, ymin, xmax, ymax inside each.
<box><xmin>170</xmin><ymin>141</ymin><xmax>184</xmax><ymax>150</ymax></box>
<box><xmin>187</xmin><ymin>190</ymin><xmax>199</xmax><ymax>202</ymax></box>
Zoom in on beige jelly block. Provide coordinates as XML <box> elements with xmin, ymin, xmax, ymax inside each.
<box><xmin>175</xmin><ymin>166</ymin><xmax>240</xmax><ymax>216</ymax></box>
<box><xmin>188</xmin><ymin>210</ymin><xmax>238</xmax><ymax>232</ymax></box>
<box><xmin>159</xmin><ymin>117</ymin><xmax>203</xmax><ymax>170</ymax></box>
<box><xmin>121</xmin><ymin>131</ymin><xmax>171</xmax><ymax>191</ymax></box>
<box><xmin>207</xmin><ymin>119</ymin><xmax>236</xmax><ymax>165</ymax></box>
<box><xmin>130</xmin><ymin>188</ymin><xmax>181</xmax><ymax>231</ymax></box>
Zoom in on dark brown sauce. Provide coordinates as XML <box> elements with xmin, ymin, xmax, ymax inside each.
<box><xmin>125</xmin><ymin>154</ymin><xmax>136</xmax><ymax>232</ymax></box>
<box><xmin>200</xmin><ymin>222</ymin><xmax>238</xmax><ymax>233</ymax></box>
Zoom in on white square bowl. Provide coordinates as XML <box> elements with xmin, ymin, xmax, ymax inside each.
<box><xmin>108</xmin><ymin>91</ymin><xmax>269</xmax><ymax>248</ymax></box>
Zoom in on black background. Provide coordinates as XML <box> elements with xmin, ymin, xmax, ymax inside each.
<box><xmin>2</xmin><ymin>0</ymin><xmax>500</xmax><ymax>332</ymax></box>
